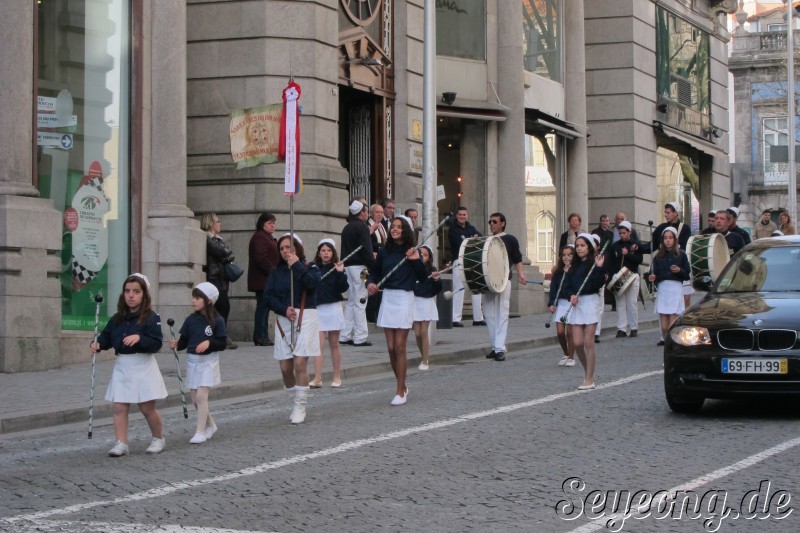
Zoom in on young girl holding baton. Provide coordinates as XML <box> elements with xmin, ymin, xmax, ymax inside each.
<box><xmin>91</xmin><ymin>273</ymin><xmax>167</xmax><ymax>457</ymax></box>
<box><xmin>648</xmin><ymin>226</ymin><xmax>690</xmax><ymax>346</ymax></box>
<box><xmin>310</xmin><ymin>239</ymin><xmax>349</xmax><ymax>388</ymax></box>
<box><xmin>169</xmin><ymin>282</ymin><xmax>227</xmax><ymax>444</ymax></box>
<box><xmin>413</xmin><ymin>245</ymin><xmax>442</xmax><ymax>371</ymax></box>
<box><xmin>548</xmin><ymin>245</ymin><xmax>575</xmax><ymax>367</ymax></box>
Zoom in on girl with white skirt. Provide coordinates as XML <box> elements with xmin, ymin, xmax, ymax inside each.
<box><xmin>91</xmin><ymin>273</ymin><xmax>167</xmax><ymax>457</ymax></box>
<box><xmin>548</xmin><ymin>245</ymin><xmax>576</xmax><ymax>366</ymax></box>
<box><xmin>367</xmin><ymin>216</ymin><xmax>427</xmax><ymax>405</ymax></box>
<box><xmin>413</xmin><ymin>245</ymin><xmax>442</xmax><ymax>370</ymax></box>
<box><xmin>649</xmin><ymin>226</ymin><xmax>691</xmax><ymax>346</ymax></box>
<box><xmin>563</xmin><ymin>234</ymin><xmax>607</xmax><ymax>391</ymax></box>
<box><xmin>169</xmin><ymin>282</ymin><xmax>227</xmax><ymax>444</ymax></box>
<box><xmin>310</xmin><ymin>239</ymin><xmax>349</xmax><ymax>388</ymax></box>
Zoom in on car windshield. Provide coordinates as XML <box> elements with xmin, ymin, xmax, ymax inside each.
<box><xmin>715</xmin><ymin>245</ymin><xmax>800</xmax><ymax>293</ymax></box>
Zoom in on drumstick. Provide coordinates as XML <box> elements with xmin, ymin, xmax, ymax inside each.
<box><xmin>560</xmin><ymin>240</ymin><xmax>610</xmax><ymax>324</ymax></box>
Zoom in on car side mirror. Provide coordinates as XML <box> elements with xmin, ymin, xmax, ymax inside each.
<box><xmin>738</xmin><ymin>260</ymin><xmax>753</xmax><ymax>276</ymax></box>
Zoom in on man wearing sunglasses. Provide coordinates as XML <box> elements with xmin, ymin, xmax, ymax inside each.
<box><xmin>483</xmin><ymin>213</ymin><xmax>526</xmax><ymax>361</ymax></box>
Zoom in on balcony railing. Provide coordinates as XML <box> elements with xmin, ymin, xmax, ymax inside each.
<box><xmin>732</xmin><ymin>30</ymin><xmax>800</xmax><ymax>53</ymax></box>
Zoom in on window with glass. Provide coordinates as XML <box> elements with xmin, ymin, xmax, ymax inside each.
<box><xmin>763</xmin><ymin>116</ymin><xmax>789</xmax><ymax>181</ymax></box>
<box><xmin>522</xmin><ymin>0</ymin><xmax>561</xmax><ymax>82</ymax></box>
<box><xmin>37</xmin><ymin>0</ymin><xmax>131</xmax><ymax>330</ymax></box>
<box><xmin>656</xmin><ymin>7</ymin><xmax>710</xmax><ymax>115</ymax></box>
<box><xmin>535</xmin><ymin>214</ymin><xmax>554</xmax><ymax>263</ymax></box>
<box><xmin>436</xmin><ymin>0</ymin><xmax>486</xmax><ymax>60</ymax></box>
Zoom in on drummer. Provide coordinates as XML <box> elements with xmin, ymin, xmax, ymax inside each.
<box><xmin>609</xmin><ymin>221</ymin><xmax>642</xmax><ymax>338</ymax></box>
<box><xmin>483</xmin><ymin>212</ymin><xmax>526</xmax><ymax>362</ymax></box>
<box><xmin>714</xmin><ymin>210</ymin><xmax>745</xmax><ymax>255</ymax></box>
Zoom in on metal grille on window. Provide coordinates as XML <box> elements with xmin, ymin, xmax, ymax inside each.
<box><xmin>385</xmin><ymin>105</ymin><xmax>392</xmax><ymax>199</ymax></box>
<box><xmin>349</xmin><ymin>105</ymin><xmax>372</xmax><ymax>206</ymax></box>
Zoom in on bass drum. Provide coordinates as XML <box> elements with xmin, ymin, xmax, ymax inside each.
<box><xmin>458</xmin><ymin>236</ymin><xmax>509</xmax><ymax>294</ymax></box>
<box><xmin>687</xmin><ymin>233</ymin><xmax>730</xmax><ymax>291</ymax></box>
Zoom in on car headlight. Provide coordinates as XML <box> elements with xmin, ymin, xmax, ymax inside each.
<box><xmin>670</xmin><ymin>326</ymin><xmax>712</xmax><ymax>346</ymax></box>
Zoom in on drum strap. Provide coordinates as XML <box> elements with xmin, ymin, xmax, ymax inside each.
<box><xmin>276</xmin><ymin>290</ymin><xmax>307</xmax><ymax>341</ymax></box>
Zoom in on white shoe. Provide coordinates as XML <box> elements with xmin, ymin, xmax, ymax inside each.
<box><xmin>577</xmin><ymin>383</ymin><xmax>596</xmax><ymax>391</ymax></box>
<box><xmin>145</xmin><ymin>437</ymin><xmax>166</xmax><ymax>454</ymax></box>
<box><xmin>418</xmin><ymin>362</ymin><xmax>429</xmax><ymax>370</ymax></box>
<box><xmin>558</xmin><ymin>355</ymin><xmax>569</xmax><ymax>366</ymax></box>
<box><xmin>565</xmin><ymin>358</ymin><xmax>576</xmax><ymax>367</ymax></box>
<box><xmin>108</xmin><ymin>441</ymin><xmax>129</xmax><ymax>457</ymax></box>
<box><xmin>290</xmin><ymin>389</ymin><xmax>308</xmax><ymax>424</ymax></box>
<box><xmin>204</xmin><ymin>424</ymin><xmax>218</xmax><ymax>440</ymax></box>
<box><xmin>390</xmin><ymin>394</ymin><xmax>407</xmax><ymax>406</ymax></box>
<box><xmin>189</xmin><ymin>432</ymin><xmax>207</xmax><ymax>444</ymax></box>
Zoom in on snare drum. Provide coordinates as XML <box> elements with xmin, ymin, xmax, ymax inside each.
<box><xmin>458</xmin><ymin>236</ymin><xmax>509</xmax><ymax>294</ymax></box>
<box><xmin>606</xmin><ymin>267</ymin><xmax>636</xmax><ymax>297</ymax></box>
<box><xmin>687</xmin><ymin>234</ymin><xmax>730</xmax><ymax>291</ymax></box>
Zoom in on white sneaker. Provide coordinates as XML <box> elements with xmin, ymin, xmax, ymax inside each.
<box><xmin>418</xmin><ymin>362</ymin><xmax>429</xmax><ymax>370</ymax></box>
<box><xmin>189</xmin><ymin>432</ymin><xmax>207</xmax><ymax>444</ymax></box>
<box><xmin>108</xmin><ymin>441</ymin><xmax>128</xmax><ymax>457</ymax></box>
<box><xmin>390</xmin><ymin>394</ymin><xmax>407</xmax><ymax>406</ymax></box>
<box><xmin>204</xmin><ymin>424</ymin><xmax>218</xmax><ymax>440</ymax></box>
<box><xmin>565</xmin><ymin>358</ymin><xmax>576</xmax><ymax>367</ymax></box>
<box><xmin>145</xmin><ymin>437</ymin><xmax>166</xmax><ymax>454</ymax></box>
<box><xmin>558</xmin><ymin>355</ymin><xmax>569</xmax><ymax>366</ymax></box>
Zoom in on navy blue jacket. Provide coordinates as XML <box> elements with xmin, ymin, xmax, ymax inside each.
<box><xmin>563</xmin><ymin>258</ymin><xmax>606</xmax><ymax>297</ymax></box>
<box><xmin>652</xmin><ymin>222</ymin><xmax>691</xmax><ymax>253</ymax></box>
<box><xmin>265</xmin><ymin>260</ymin><xmax>321</xmax><ymax>316</ymax></box>
<box><xmin>448</xmin><ymin>220</ymin><xmax>482</xmax><ymax>262</ymax></box>
<box><xmin>414</xmin><ymin>267</ymin><xmax>443</xmax><ymax>298</ymax></box>
<box><xmin>96</xmin><ymin>310</ymin><xmax>163</xmax><ymax>355</ymax></box>
<box><xmin>341</xmin><ymin>217</ymin><xmax>375</xmax><ymax>269</ymax></box>
<box><xmin>316</xmin><ymin>264</ymin><xmax>349</xmax><ymax>305</ymax></box>
<box><xmin>499</xmin><ymin>233</ymin><xmax>524</xmax><ymax>279</ymax></box>
<box><xmin>548</xmin><ymin>269</ymin><xmax>569</xmax><ymax>307</ymax></box>
<box><xmin>610</xmin><ymin>239</ymin><xmax>643</xmax><ymax>275</ymax></box>
<box><xmin>176</xmin><ymin>312</ymin><xmax>227</xmax><ymax>354</ymax></box>
<box><xmin>652</xmin><ymin>251</ymin><xmax>691</xmax><ymax>283</ymax></box>
<box><xmin>368</xmin><ymin>244</ymin><xmax>427</xmax><ymax>291</ymax></box>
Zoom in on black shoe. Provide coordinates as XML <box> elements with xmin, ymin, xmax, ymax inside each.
<box><xmin>595</xmin><ymin>335</ymin><xmax>600</xmax><ymax>343</ymax></box>
<box><xmin>340</xmin><ymin>339</ymin><xmax>354</xmax><ymax>345</ymax></box>
<box><xmin>630</xmin><ymin>330</ymin><xmax>638</xmax><ymax>338</ymax></box>
<box><xmin>486</xmin><ymin>350</ymin><xmax>496</xmax><ymax>359</ymax></box>
<box><xmin>472</xmin><ymin>320</ymin><xmax>486</xmax><ymax>326</ymax></box>
<box><xmin>657</xmin><ymin>340</ymin><xmax>665</xmax><ymax>346</ymax></box>
<box><xmin>352</xmin><ymin>341</ymin><xmax>373</xmax><ymax>347</ymax></box>
<box><xmin>227</xmin><ymin>339</ymin><xmax>239</xmax><ymax>350</ymax></box>
<box><xmin>615</xmin><ymin>330</ymin><xmax>627</xmax><ymax>338</ymax></box>
<box><xmin>452</xmin><ymin>322</ymin><xmax>464</xmax><ymax>328</ymax></box>
<box><xmin>494</xmin><ymin>352</ymin><xmax>506</xmax><ymax>361</ymax></box>
<box><xmin>253</xmin><ymin>338</ymin><xmax>272</xmax><ymax>347</ymax></box>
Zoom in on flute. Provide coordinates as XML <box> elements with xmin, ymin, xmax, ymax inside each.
<box><xmin>320</xmin><ymin>244</ymin><xmax>363</xmax><ymax>281</ymax></box>
<box><xmin>560</xmin><ymin>240</ymin><xmax>610</xmax><ymax>323</ymax></box>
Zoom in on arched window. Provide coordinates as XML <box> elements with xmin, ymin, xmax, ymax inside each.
<box><xmin>536</xmin><ymin>213</ymin><xmax>554</xmax><ymax>263</ymax></box>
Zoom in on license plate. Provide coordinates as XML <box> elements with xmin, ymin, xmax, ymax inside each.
<box><xmin>721</xmin><ymin>358</ymin><xmax>788</xmax><ymax>374</ymax></box>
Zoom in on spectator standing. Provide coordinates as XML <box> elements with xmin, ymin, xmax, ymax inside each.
<box><xmin>366</xmin><ymin>203</ymin><xmax>386</xmax><ymax>323</ymax></box>
<box><xmin>201</xmin><ymin>213</ymin><xmax>237</xmax><ymax>349</ymax></box>
<box><xmin>248</xmin><ymin>213</ymin><xmax>278</xmax><ymax>346</ymax></box>
<box><xmin>754</xmin><ymin>209</ymin><xmax>778</xmax><ymax>239</ymax></box>
<box><xmin>559</xmin><ymin>213</ymin><xmax>584</xmax><ymax>249</ymax></box>
<box><xmin>701</xmin><ymin>210</ymin><xmax>718</xmax><ymax>235</ymax></box>
<box><xmin>779</xmin><ymin>211</ymin><xmax>796</xmax><ymax>235</ymax></box>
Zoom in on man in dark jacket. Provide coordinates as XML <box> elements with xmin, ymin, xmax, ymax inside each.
<box><xmin>652</xmin><ymin>202</ymin><xmax>691</xmax><ymax>252</ymax></box>
<box><xmin>447</xmin><ymin>207</ymin><xmax>485</xmax><ymax>327</ymax></box>
<box><xmin>340</xmin><ymin>200</ymin><xmax>375</xmax><ymax>346</ymax></box>
<box><xmin>248</xmin><ymin>213</ymin><xmax>278</xmax><ymax>346</ymax></box>
<box><xmin>726</xmin><ymin>206</ymin><xmax>752</xmax><ymax>246</ymax></box>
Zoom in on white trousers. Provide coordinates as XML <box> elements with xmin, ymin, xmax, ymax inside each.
<box><xmin>482</xmin><ymin>282</ymin><xmax>511</xmax><ymax>353</ymax></box>
<box><xmin>451</xmin><ymin>261</ymin><xmax>484</xmax><ymax>322</ymax></box>
<box><xmin>341</xmin><ymin>265</ymin><xmax>369</xmax><ymax>343</ymax></box>
<box><xmin>614</xmin><ymin>275</ymin><xmax>640</xmax><ymax>332</ymax></box>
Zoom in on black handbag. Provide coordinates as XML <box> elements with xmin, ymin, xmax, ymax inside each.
<box><xmin>224</xmin><ymin>262</ymin><xmax>244</xmax><ymax>282</ymax></box>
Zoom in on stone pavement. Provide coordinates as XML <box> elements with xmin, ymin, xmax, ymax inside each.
<box><xmin>0</xmin><ymin>302</ymin><xmax>660</xmax><ymax>434</ymax></box>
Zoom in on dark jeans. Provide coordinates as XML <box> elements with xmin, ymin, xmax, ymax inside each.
<box><xmin>210</xmin><ymin>280</ymin><xmax>230</xmax><ymax>324</ymax></box>
<box><xmin>253</xmin><ymin>289</ymin><xmax>271</xmax><ymax>342</ymax></box>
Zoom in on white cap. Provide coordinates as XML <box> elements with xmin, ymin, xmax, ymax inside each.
<box><xmin>665</xmin><ymin>202</ymin><xmax>681</xmax><ymax>214</ymax></box>
<box><xmin>397</xmin><ymin>215</ymin><xmax>413</xmax><ymax>229</ymax></box>
<box><xmin>130</xmin><ymin>273</ymin><xmax>150</xmax><ymax>289</ymax></box>
<box><xmin>195</xmin><ymin>281</ymin><xmax>219</xmax><ymax>304</ymax></box>
<box><xmin>618</xmin><ymin>220</ymin><xmax>632</xmax><ymax>232</ymax></box>
<box><xmin>577</xmin><ymin>232</ymin><xmax>597</xmax><ymax>249</ymax></box>
<box><xmin>318</xmin><ymin>238</ymin><xmax>336</xmax><ymax>250</ymax></box>
<box><xmin>662</xmin><ymin>226</ymin><xmax>679</xmax><ymax>238</ymax></box>
<box><xmin>282</xmin><ymin>232</ymin><xmax>303</xmax><ymax>245</ymax></box>
<box><xmin>349</xmin><ymin>200</ymin><xmax>364</xmax><ymax>215</ymax></box>
<box><xmin>727</xmin><ymin>206</ymin><xmax>740</xmax><ymax>217</ymax></box>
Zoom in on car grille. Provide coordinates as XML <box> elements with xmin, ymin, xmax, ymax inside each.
<box><xmin>758</xmin><ymin>329</ymin><xmax>797</xmax><ymax>351</ymax></box>
<box><xmin>717</xmin><ymin>329</ymin><xmax>754</xmax><ymax>350</ymax></box>
<box><xmin>717</xmin><ymin>329</ymin><xmax>798</xmax><ymax>351</ymax></box>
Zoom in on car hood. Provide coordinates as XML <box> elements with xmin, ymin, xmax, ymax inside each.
<box><xmin>678</xmin><ymin>292</ymin><xmax>800</xmax><ymax>330</ymax></box>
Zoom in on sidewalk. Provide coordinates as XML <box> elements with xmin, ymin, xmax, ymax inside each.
<box><xmin>0</xmin><ymin>303</ymin><xmax>660</xmax><ymax>434</ymax></box>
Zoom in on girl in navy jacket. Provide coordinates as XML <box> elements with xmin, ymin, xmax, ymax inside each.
<box><xmin>548</xmin><ymin>245</ymin><xmax>575</xmax><ymax>367</ymax></box>
<box><xmin>412</xmin><ymin>245</ymin><xmax>442</xmax><ymax>370</ymax></box>
<box><xmin>648</xmin><ymin>226</ymin><xmax>690</xmax><ymax>345</ymax></box>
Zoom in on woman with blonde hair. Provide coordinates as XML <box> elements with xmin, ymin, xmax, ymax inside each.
<box><xmin>201</xmin><ymin>213</ymin><xmax>237</xmax><ymax>349</ymax></box>
<box><xmin>779</xmin><ymin>211</ymin><xmax>796</xmax><ymax>236</ymax></box>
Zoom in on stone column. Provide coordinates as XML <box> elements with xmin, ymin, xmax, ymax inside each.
<box><xmin>144</xmin><ymin>1</ymin><xmax>205</xmax><ymax>323</ymax></box>
<box><xmin>564</xmin><ymin>0</ymin><xmax>588</xmax><ymax>219</ymax></box>
<box><xmin>0</xmin><ymin>4</ymin><xmax>63</xmax><ymax>372</ymax></box>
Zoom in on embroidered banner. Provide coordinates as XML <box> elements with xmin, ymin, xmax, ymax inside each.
<box><xmin>229</xmin><ymin>103</ymin><xmax>282</xmax><ymax>170</ymax></box>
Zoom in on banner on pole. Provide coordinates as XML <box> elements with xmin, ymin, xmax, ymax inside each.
<box><xmin>229</xmin><ymin>104</ymin><xmax>282</xmax><ymax>170</ymax></box>
<box><xmin>280</xmin><ymin>81</ymin><xmax>302</xmax><ymax>195</ymax></box>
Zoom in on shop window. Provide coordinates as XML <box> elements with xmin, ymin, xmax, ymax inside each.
<box><xmin>522</xmin><ymin>0</ymin><xmax>561</xmax><ymax>82</ymax></box>
<box><xmin>36</xmin><ymin>0</ymin><xmax>131</xmax><ymax>330</ymax></box>
<box><xmin>437</xmin><ymin>0</ymin><xmax>486</xmax><ymax>60</ymax></box>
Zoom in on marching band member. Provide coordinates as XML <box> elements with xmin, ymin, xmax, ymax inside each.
<box><xmin>563</xmin><ymin>234</ymin><xmax>606</xmax><ymax>390</ymax></box>
<box><xmin>412</xmin><ymin>245</ymin><xmax>442</xmax><ymax>371</ymax></box>
<box><xmin>609</xmin><ymin>221</ymin><xmax>642</xmax><ymax>338</ymax></box>
<box><xmin>310</xmin><ymin>239</ymin><xmax>349</xmax><ymax>388</ymax></box>
<box><xmin>648</xmin><ymin>227</ymin><xmax>690</xmax><ymax>347</ymax></box>
<box><xmin>548</xmin><ymin>245</ymin><xmax>575</xmax><ymax>366</ymax></box>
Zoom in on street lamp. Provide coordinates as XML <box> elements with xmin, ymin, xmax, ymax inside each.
<box><xmin>784</xmin><ymin>0</ymin><xmax>797</xmax><ymax>225</ymax></box>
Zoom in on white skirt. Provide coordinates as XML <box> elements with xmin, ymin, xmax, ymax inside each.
<box><xmin>682</xmin><ymin>280</ymin><xmax>695</xmax><ymax>296</ymax></box>
<box><xmin>317</xmin><ymin>302</ymin><xmax>345</xmax><ymax>332</ymax></box>
<box><xmin>657</xmin><ymin>280</ymin><xmax>685</xmax><ymax>315</ymax></box>
<box><xmin>567</xmin><ymin>293</ymin><xmax>600</xmax><ymax>326</ymax></box>
<box><xmin>555</xmin><ymin>298</ymin><xmax>571</xmax><ymax>323</ymax></box>
<box><xmin>413</xmin><ymin>296</ymin><xmax>439</xmax><ymax>322</ymax></box>
<box><xmin>378</xmin><ymin>289</ymin><xmax>414</xmax><ymax>329</ymax></box>
<box><xmin>186</xmin><ymin>352</ymin><xmax>221</xmax><ymax>389</ymax></box>
<box><xmin>105</xmin><ymin>354</ymin><xmax>168</xmax><ymax>404</ymax></box>
<box><xmin>274</xmin><ymin>310</ymin><xmax>320</xmax><ymax>360</ymax></box>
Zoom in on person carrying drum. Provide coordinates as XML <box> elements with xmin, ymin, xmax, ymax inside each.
<box><xmin>609</xmin><ymin>221</ymin><xmax>642</xmax><ymax>338</ymax></box>
<box><xmin>447</xmin><ymin>207</ymin><xmax>485</xmax><ymax>327</ymax></box>
<box><xmin>340</xmin><ymin>200</ymin><xmax>375</xmax><ymax>347</ymax></box>
<box><xmin>726</xmin><ymin>206</ymin><xmax>751</xmax><ymax>246</ymax></box>
<box><xmin>483</xmin><ymin>213</ymin><xmax>526</xmax><ymax>362</ymax></box>
<box><xmin>714</xmin><ymin>210</ymin><xmax>745</xmax><ymax>255</ymax></box>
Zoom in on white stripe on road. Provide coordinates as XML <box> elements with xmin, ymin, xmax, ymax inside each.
<box><xmin>2</xmin><ymin>371</ymin><xmax>661</xmax><ymax>526</ymax></box>
<box><xmin>568</xmin><ymin>433</ymin><xmax>800</xmax><ymax>533</ymax></box>
<box><xmin>10</xmin><ymin>520</ymin><xmax>269</xmax><ymax>533</ymax></box>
